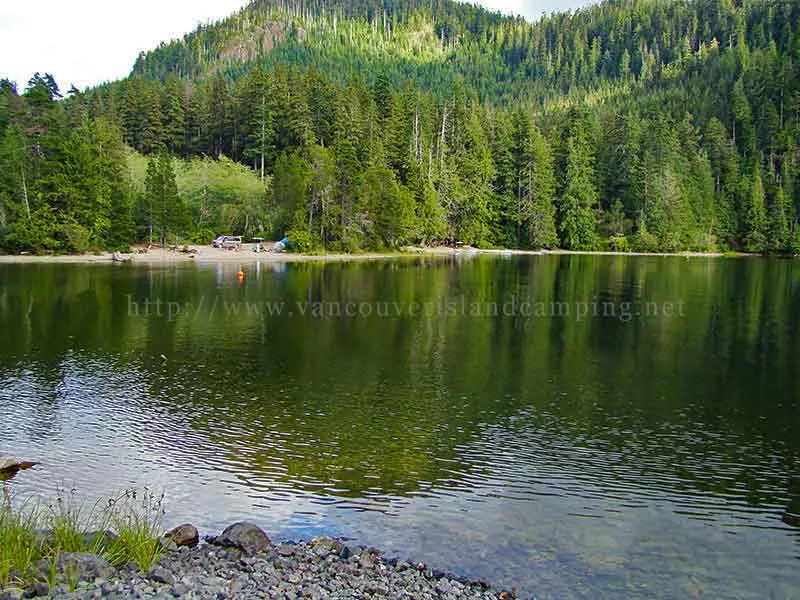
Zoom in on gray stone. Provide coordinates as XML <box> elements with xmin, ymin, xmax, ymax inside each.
<box><xmin>100</xmin><ymin>581</ymin><xmax>116</xmax><ymax>595</ymax></box>
<box><xmin>36</xmin><ymin>553</ymin><xmax>114</xmax><ymax>583</ymax></box>
<box><xmin>148</xmin><ymin>567</ymin><xmax>175</xmax><ymax>585</ymax></box>
<box><xmin>436</xmin><ymin>579</ymin><xmax>453</xmax><ymax>595</ymax></box>
<box><xmin>11</xmin><ymin>536</ymin><xmax>522</xmax><ymax>599</ymax></box>
<box><xmin>119</xmin><ymin>561</ymin><xmax>140</xmax><ymax>574</ymax></box>
<box><xmin>210</xmin><ymin>522</ymin><xmax>270</xmax><ymax>555</ymax></box>
<box><xmin>0</xmin><ymin>588</ymin><xmax>23</xmax><ymax>600</ymax></box>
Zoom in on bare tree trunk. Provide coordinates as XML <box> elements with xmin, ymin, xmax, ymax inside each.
<box><xmin>439</xmin><ymin>105</ymin><xmax>448</xmax><ymax>172</ymax></box>
<box><xmin>309</xmin><ymin>190</ymin><xmax>314</xmax><ymax>235</ymax></box>
<box><xmin>413</xmin><ymin>106</ymin><xmax>420</xmax><ymax>163</ymax></box>
<box><xmin>20</xmin><ymin>165</ymin><xmax>31</xmax><ymax>221</ymax></box>
<box><xmin>321</xmin><ymin>191</ymin><xmax>326</xmax><ymax>243</ymax></box>
<box><xmin>260</xmin><ymin>95</ymin><xmax>266</xmax><ymax>182</ymax></box>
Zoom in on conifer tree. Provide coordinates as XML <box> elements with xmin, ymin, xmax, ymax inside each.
<box><xmin>744</xmin><ymin>166</ymin><xmax>767</xmax><ymax>253</ymax></box>
<box><xmin>558</xmin><ymin>124</ymin><xmax>598</xmax><ymax>250</ymax></box>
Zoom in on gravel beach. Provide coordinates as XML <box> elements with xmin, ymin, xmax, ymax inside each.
<box><xmin>1</xmin><ymin>523</ymin><xmax>522</xmax><ymax>600</ymax></box>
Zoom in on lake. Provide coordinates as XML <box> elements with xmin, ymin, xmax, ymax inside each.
<box><xmin>0</xmin><ymin>255</ymin><xmax>798</xmax><ymax>599</ymax></box>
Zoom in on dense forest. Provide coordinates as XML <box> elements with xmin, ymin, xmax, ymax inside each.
<box><xmin>2</xmin><ymin>0</ymin><xmax>800</xmax><ymax>253</ymax></box>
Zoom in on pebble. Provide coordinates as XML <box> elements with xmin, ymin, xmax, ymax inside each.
<box><xmin>9</xmin><ymin>530</ymin><xmax>525</xmax><ymax>600</ymax></box>
<box><xmin>148</xmin><ymin>567</ymin><xmax>175</xmax><ymax>585</ymax></box>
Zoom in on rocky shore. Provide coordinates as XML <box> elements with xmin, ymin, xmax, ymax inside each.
<box><xmin>0</xmin><ymin>523</ymin><xmax>520</xmax><ymax>600</ymax></box>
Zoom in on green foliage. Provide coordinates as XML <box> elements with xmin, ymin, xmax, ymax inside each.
<box><xmin>61</xmin><ymin>221</ymin><xmax>91</xmax><ymax>254</ymax></box>
<box><xmin>0</xmin><ymin>488</ymin><xmax>164</xmax><ymax>589</ymax></box>
<box><xmin>3</xmin><ymin>207</ymin><xmax>61</xmax><ymax>253</ymax></box>
<box><xmin>0</xmin><ymin>500</ymin><xmax>40</xmax><ymax>587</ymax></box>
<box><xmin>607</xmin><ymin>234</ymin><xmax>631</xmax><ymax>253</ymax></box>
<box><xmin>2</xmin><ymin>0</ymin><xmax>800</xmax><ymax>253</ymax></box>
<box><xmin>359</xmin><ymin>163</ymin><xmax>417</xmax><ymax>248</ymax></box>
<box><xmin>175</xmin><ymin>154</ymin><xmax>271</xmax><ymax>238</ymax></box>
<box><xmin>286</xmin><ymin>227</ymin><xmax>314</xmax><ymax>253</ymax></box>
<box><xmin>744</xmin><ymin>167</ymin><xmax>768</xmax><ymax>253</ymax></box>
<box><xmin>558</xmin><ymin>123</ymin><xmax>598</xmax><ymax>250</ymax></box>
<box><xmin>104</xmin><ymin>489</ymin><xmax>164</xmax><ymax>572</ymax></box>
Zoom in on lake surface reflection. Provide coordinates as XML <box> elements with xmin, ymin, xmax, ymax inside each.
<box><xmin>0</xmin><ymin>255</ymin><xmax>798</xmax><ymax>598</ymax></box>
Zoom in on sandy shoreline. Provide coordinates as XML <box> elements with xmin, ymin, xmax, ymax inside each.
<box><xmin>0</xmin><ymin>244</ymin><xmax>745</xmax><ymax>265</ymax></box>
<box><xmin>0</xmin><ymin>245</ymin><xmax>543</xmax><ymax>265</ymax></box>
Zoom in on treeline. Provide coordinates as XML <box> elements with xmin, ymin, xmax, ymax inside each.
<box><xmin>2</xmin><ymin>0</ymin><xmax>800</xmax><ymax>253</ymax></box>
<box><xmin>0</xmin><ymin>75</ymin><xmax>271</xmax><ymax>252</ymax></box>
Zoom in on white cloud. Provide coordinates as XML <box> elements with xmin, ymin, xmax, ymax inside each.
<box><xmin>477</xmin><ymin>0</ymin><xmax>593</xmax><ymax>19</ymax></box>
<box><xmin>0</xmin><ymin>0</ymin><xmax>593</xmax><ymax>92</ymax></box>
<box><xmin>0</xmin><ymin>0</ymin><xmax>249</xmax><ymax>91</ymax></box>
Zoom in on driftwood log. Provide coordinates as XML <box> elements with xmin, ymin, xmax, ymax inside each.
<box><xmin>0</xmin><ymin>458</ymin><xmax>39</xmax><ymax>481</ymax></box>
<box><xmin>1</xmin><ymin>458</ymin><xmax>39</xmax><ymax>510</ymax></box>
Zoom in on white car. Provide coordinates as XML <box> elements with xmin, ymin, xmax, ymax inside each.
<box><xmin>212</xmin><ymin>235</ymin><xmax>242</xmax><ymax>249</ymax></box>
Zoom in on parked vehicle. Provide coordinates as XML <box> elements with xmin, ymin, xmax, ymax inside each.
<box><xmin>212</xmin><ymin>235</ymin><xmax>242</xmax><ymax>249</ymax></box>
<box><xmin>221</xmin><ymin>236</ymin><xmax>243</xmax><ymax>250</ymax></box>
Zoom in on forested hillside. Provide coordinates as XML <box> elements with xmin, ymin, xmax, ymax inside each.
<box><xmin>1</xmin><ymin>0</ymin><xmax>800</xmax><ymax>253</ymax></box>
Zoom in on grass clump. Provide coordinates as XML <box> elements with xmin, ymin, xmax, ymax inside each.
<box><xmin>0</xmin><ymin>500</ymin><xmax>41</xmax><ymax>589</ymax></box>
<box><xmin>0</xmin><ymin>487</ymin><xmax>165</xmax><ymax>590</ymax></box>
<box><xmin>105</xmin><ymin>489</ymin><xmax>165</xmax><ymax>571</ymax></box>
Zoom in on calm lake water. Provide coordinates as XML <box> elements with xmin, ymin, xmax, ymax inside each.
<box><xmin>1</xmin><ymin>255</ymin><xmax>798</xmax><ymax>598</ymax></box>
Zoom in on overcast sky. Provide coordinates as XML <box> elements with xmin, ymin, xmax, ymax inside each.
<box><xmin>0</xmin><ymin>0</ymin><xmax>591</xmax><ymax>92</ymax></box>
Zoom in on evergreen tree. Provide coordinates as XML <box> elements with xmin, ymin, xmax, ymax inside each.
<box><xmin>140</xmin><ymin>86</ymin><xmax>164</xmax><ymax>154</ymax></box>
<box><xmin>558</xmin><ymin>124</ymin><xmax>598</xmax><ymax>250</ymax></box>
<box><xmin>744</xmin><ymin>166</ymin><xmax>767</xmax><ymax>253</ymax></box>
<box><xmin>241</xmin><ymin>65</ymin><xmax>274</xmax><ymax>182</ymax></box>
<box><xmin>512</xmin><ymin>110</ymin><xmax>558</xmax><ymax>249</ymax></box>
<box><xmin>162</xmin><ymin>75</ymin><xmax>185</xmax><ymax>155</ymax></box>
<box><xmin>768</xmin><ymin>184</ymin><xmax>789</xmax><ymax>253</ymax></box>
<box><xmin>307</xmin><ymin>144</ymin><xmax>336</xmax><ymax>244</ymax></box>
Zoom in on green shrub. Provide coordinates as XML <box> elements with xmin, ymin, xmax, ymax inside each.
<box><xmin>287</xmin><ymin>228</ymin><xmax>314</xmax><ymax>253</ymax></box>
<box><xmin>633</xmin><ymin>229</ymin><xmax>659</xmax><ymax>253</ymax></box>
<box><xmin>61</xmin><ymin>222</ymin><xmax>91</xmax><ymax>254</ymax></box>
<box><xmin>607</xmin><ymin>234</ymin><xmax>630</xmax><ymax>253</ymax></box>
<box><xmin>791</xmin><ymin>229</ymin><xmax>800</xmax><ymax>255</ymax></box>
<box><xmin>188</xmin><ymin>227</ymin><xmax>217</xmax><ymax>245</ymax></box>
<box><xmin>1</xmin><ymin>207</ymin><xmax>62</xmax><ymax>254</ymax></box>
<box><xmin>0</xmin><ymin>488</ymin><xmax>165</xmax><ymax>589</ymax></box>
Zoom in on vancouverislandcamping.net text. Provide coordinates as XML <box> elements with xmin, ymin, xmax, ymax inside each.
<box><xmin>125</xmin><ymin>295</ymin><xmax>686</xmax><ymax>323</ymax></box>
